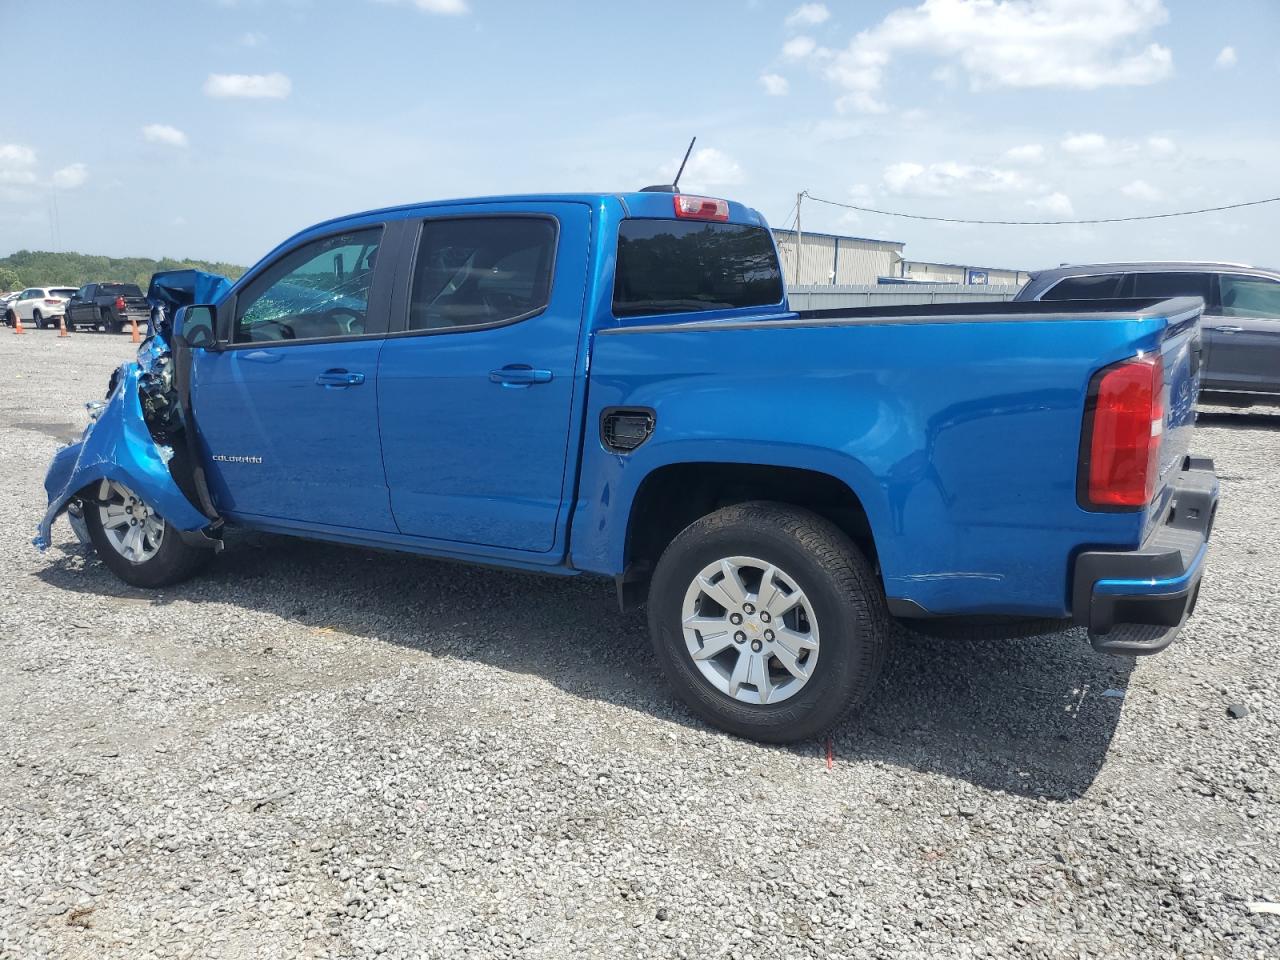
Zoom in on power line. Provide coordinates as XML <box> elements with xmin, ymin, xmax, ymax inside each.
<box><xmin>801</xmin><ymin>190</ymin><xmax>1280</xmax><ymax>226</ymax></box>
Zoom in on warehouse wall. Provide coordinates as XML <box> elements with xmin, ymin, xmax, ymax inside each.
<box><xmin>773</xmin><ymin>229</ymin><xmax>904</xmax><ymax>286</ymax></box>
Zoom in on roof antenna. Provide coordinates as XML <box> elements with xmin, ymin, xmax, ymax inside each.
<box><xmin>641</xmin><ymin>136</ymin><xmax>697</xmax><ymax>193</ymax></box>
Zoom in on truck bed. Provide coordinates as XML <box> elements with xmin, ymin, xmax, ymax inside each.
<box><xmin>575</xmin><ymin>296</ymin><xmax>1203</xmax><ymax>619</ymax></box>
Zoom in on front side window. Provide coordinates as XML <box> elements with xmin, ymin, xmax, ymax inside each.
<box><xmin>1219</xmin><ymin>274</ymin><xmax>1280</xmax><ymax>320</ymax></box>
<box><xmin>1041</xmin><ymin>274</ymin><xmax>1124</xmax><ymax>300</ymax></box>
<box><xmin>408</xmin><ymin>217</ymin><xmax>556</xmax><ymax>331</ymax></box>
<box><xmin>234</xmin><ymin>227</ymin><xmax>382</xmax><ymax>343</ymax></box>
<box><xmin>613</xmin><ymin>220</ymin><xmax>783</xmax><ymax>316</ymax></box>
<box><xmin>1130</xmin><ymin>272</ymin><xmax>1212</xmax><ymax>302</ymax></box>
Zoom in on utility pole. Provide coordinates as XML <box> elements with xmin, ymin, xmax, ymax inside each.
<box><xmin>793</xmin><ymin>191</ymin><xmax>804</xmax><ymax>287</ymax></box>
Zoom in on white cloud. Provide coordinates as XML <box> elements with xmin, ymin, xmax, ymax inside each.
<box><xmin>826</xmin><ymin>0</ymin><xmax>1173</xmax><ymax>113</ymax></box>
<box><xmin>1214</xmin><ymin>46</ymin><xmax>1237</xmax><ymax>69</ymax></box>
<box><xmin>786</xmin><ymin>3</ymin><xmax>830</xmax><ymax>27</ymax></box>
<box><xmin>760</xmin><ymin>73</ymin><xmax>790</xmax><ymax>96</ymax></box>
<box><xmin>1003</xmin><ymin>143</ymin><xmax>1044</xmax><ymax>163</ymax></box>
<box><xmin>51</xmin><ymin>163</ymin><xmax>88</xmax><ymax>190</ymax></box>
<box><xmin>203</xmin><ymin>72</ymin><xmax>292</xmax><ymax>99</ymax></box>
<box><xmin>1146</xmin><ymin>135</ymin><xmax>1176</xmax><ymax>156</ymax></box>
<box><xmin>141</xmin><ymin>123</ymin><xmax>189</xmax><ymax>147</ymax></box>
<box><xmin>661</xmin><ymin>147</ymin><xmax>745</xmax><ymax>192</ymax></box>
<box><xmin>782</xmin><ymin>36</ymin><xmax>818</xmax><ymax>60</ymax></box>
<box><xmin>1061</xmin><ymin>132</ymin><xmax>1108</xmax><ymax>154</ymax></box>
<box><xmin>1121</xmin><ymin>178</ymin><xmax>1162</xmax><ymax>201</ymax></box>
<box><xmin>239</xmin><ymin>31</ymin><xmax>266</xmax><ymax>47</ymax></box>
<box><xmin>0</xmin><ymin>143</ymin><xmax>38</xmax><ymax>184</ymax></box>
<box><xmin>378</xmin><ymin>0</ymin><xmax>470</xmax><ymax>13</ymax></box>
<box><xmin>1027</xmin><ymin>192</ymin><xmax>1075</xmax><ymax>216</ymax></box>
<box><xmin>882</xmin><ymin>160</ymin><xmax>1036</xmax><ymax>197</ymax></box>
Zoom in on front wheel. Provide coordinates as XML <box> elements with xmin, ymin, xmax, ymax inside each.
<box><xmin>647</xmin><ymin>502</ymin><xmax>888</xmax><ymax>743</ymax></box>
<box><xmin>85</xmin><ymin>480</ymin><xmax>211</xmax><ymax>588</ymax></box>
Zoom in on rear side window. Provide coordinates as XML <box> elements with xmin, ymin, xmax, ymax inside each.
<box><xmin>1130</xmin><ymin>272</ymin><xmax>1212</xmax><ymax>302</ymax></box>
<box><xmin>1219</xmin><ymin>274</ymin><xmax>1280</xmax><ymax>319</ymax></box>
<box><xmin>1041</xmin><ymin>274</ymin><xmax>1124</xmax><ymax>300</ymax></box>
<box><xmin>408</xmin><ymin>217</ymin><xmax>556</xmax><ymax>332</ymax></box>
<box><xmin>613</xmin><ymin>220</ymin><xmax>783</xmax><ymax>317</ymax></box>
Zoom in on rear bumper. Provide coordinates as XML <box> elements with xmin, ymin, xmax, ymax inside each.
<box><xmin>1071</xmin><ymin>456</ymin><xmax>1218</xmax><ymax>655</ymax></box>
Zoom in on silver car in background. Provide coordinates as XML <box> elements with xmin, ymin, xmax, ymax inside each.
<box><xmin>1015</xmin><ymin>261</ymin><xmax>1280</xmax><ymax>405</ymax></box>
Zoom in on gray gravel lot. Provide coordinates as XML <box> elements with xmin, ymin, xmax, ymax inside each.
<box><xmin>0</xmin><ymin>329</ymin><xmax>1277</xmax><ymax>959</ymax></box>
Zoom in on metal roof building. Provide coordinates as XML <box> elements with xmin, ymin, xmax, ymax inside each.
<box><xmin>772</xmin><ymin>229</ymin><xmax>905</xmax><ymax>286</ymax></box>
<box><xmin>772</xmin><ymin>228</ymin><xmax>1028</xmax><ymax>288</ymax></box>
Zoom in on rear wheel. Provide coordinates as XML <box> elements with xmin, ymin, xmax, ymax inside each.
<box><xmin>647</xmin><ymin>502</ymin><xmax>888</xmax><ymax>743</ymax></box>
<box><xmin>85</xmin><ymin>480</ymin><xmax>211</xmax><ymax>588</ymax></box>
<box><xmin>33</xmin><ymin>310</ymin><xmax>44</xmax><ymax>328</ymax></box>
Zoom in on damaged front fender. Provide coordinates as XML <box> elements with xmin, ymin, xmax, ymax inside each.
<box><xmin>34</xmin><ymin>362</ymin><xmax>211</xmax><ymax>549</ymax></box>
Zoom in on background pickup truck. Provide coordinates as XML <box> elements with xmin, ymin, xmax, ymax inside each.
<box><xmin>36</xmin><ymin>191</ymin><xmax>1219</xmax><ymax>743</ymax></box>
<box><xmin>65</xmin><ymin>282</ymin><xmax>151</xmax><ymax>332</ymax></box>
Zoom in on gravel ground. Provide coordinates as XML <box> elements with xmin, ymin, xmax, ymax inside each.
<box><xmin>0</xmin><ymin>329</ymin><xmax>1277</xmax><ymax>960</ymax></box>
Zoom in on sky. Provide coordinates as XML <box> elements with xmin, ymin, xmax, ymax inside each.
<box><xmin>2</xmin><ymin>0</ymin><xmax>1278</xmax><ymax>273</ymax></box>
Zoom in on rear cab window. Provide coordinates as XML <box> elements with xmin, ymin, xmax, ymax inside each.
<box><xmin>99</xmin><ymin>283</ymin><xmax>143</xmax><ymax>298</ymax></box>
<box><xmin>612</xmin><ymin>220</ymin><xmax>783</xmax><ymax>317</ymax></box>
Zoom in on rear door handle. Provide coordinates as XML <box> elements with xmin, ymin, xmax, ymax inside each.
<box><xmin>489</xmin><ymin>365</ymin><xmax>553</xmax><ymax>387</ymax></box>
<box><xmin>1217</xmin><ymin>325</ymin><xmax>1244</xmax><ymax>334</ymax></box>
<box><xmin>315</xmin><ymin>369</ymin><xmax>366</xmax><ymax>387</ymax></box>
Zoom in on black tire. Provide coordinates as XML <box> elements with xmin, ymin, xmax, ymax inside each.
<box><xmin>898</xmin><ymin>616</ymin><xmax>1072</xmax><ymax>642</ymax></box>
<box><xmin>647</xmin><ymin>501</ymin><xmax>888</xmax><ymax>744</ymax></box>
<box><xmin>84</xmin><ymin>486</ymin><xmax>211</xmax><ymax>589</ymax></box>
<box><xmin>33</xmin><ymin>310</ymin><xmax>44</xmax><ymax>328</ymax></box>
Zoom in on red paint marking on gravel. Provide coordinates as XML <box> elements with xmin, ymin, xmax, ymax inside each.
<box><xmin>826</xmin><ymin>736</ymin><xmax>833</xmax><ymax>770</ymax></box>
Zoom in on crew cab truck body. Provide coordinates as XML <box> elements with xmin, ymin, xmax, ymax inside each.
<box><xmin>35</xmin><ymin>191</ymin><xmax>1219</xmax><ymax>742</ymax></box>
<box><xmin>65</xmin><ymin>282</ymin><xmax>151</xmax><ymax>332</ymax></box>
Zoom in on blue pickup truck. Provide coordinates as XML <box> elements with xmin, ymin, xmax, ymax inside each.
<box><xmin>35</xmin><ymin>190</ymin><xmax>1219</xmax><ymax>743</ymax></box>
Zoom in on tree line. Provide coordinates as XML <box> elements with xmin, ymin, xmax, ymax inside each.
<box><xmin>0</xmin><ymin>250</ymin><xmax>246</xmax><ymax>293</ymax></box>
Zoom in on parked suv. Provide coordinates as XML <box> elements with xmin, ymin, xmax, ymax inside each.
<box><xmin>65</xmin><ymin>282</ymin><xmax>150</xmax><ymax>333</ymax></box>
<box><xmin>1015</xmin><ymin>262</ymin><xmax>1280</xmax><ymax>405</ymax></box>
<box><xmin>4</xmin><ymin>286</ymin><xmax>78</xmax><ymax>328</ymax></box>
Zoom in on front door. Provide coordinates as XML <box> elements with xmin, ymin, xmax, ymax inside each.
<box><xmin>1204</xmin><ymin>273</ymin><xmax>1280</xmax><ymax>395</ymax></box>
<box><xmin>378</xmin><ymin>203</ymin><xmax>591</xmax><ymax>554</ymax></box>
<box><xmin>192</xmin><ymin>224</ymin><xmax>398</xmax><ymax>532</ymax></box>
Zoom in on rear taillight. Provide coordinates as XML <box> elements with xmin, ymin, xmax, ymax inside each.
<box><xmin>115</xmin><ymin>295</ymin><xmax>126</xmax><ymax>311</ymax></box>
<box><xmin>1080</xmin><ymin>354</ymin><xmax>1165</xmax><ymax>510</ymax></box>
<box><xmin>673</xmin><ymin>194</ymin><xmax>730</xmax><ymax>221</ymax></box>
<box><xmin>43</xmin><ymin>298</ymin><xmax>60</xmax><ymax>304</ymax></box>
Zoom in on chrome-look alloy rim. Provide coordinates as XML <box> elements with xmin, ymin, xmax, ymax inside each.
<box><xmin>96</xmin><ymin>480</ymin><xmax>165</xmax><ymax>563</ymax></box>
<box><xmin>680</xmin><ymin>555</ymin><xmax>820</xmax><ymax>705</ymax></box>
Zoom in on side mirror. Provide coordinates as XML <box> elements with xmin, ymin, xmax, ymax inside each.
<box><xmin>176</xmin><ymin>304</ymin><xmax>217</xmax><ymax>349</ymax></box>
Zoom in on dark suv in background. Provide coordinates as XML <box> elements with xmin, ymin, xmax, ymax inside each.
<box><xmin>1015</xmin><ymin>262</ymin><xmax>1280</xmax><ymax>405</ymax></box>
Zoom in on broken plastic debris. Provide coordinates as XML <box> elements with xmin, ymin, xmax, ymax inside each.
<box><xmin>1101</xmin><ymin>689</ymin><xmax>1125</xmax><ymax>699</ymax></box>
<box><xmin>158</xmin><ymin>444</ymin><xmax>175</xmax><ymax>464</ymax></box>
<box><xmin>1247</xmin><ymin>901</ymin><xmax>1280</xmax><ymax>915</ymax></box>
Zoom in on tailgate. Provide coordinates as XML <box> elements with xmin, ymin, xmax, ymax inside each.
<box><xmin>1149</xmin><ymin>299</ymin><xmax>1204</xmax><ymax>529</ymax></box>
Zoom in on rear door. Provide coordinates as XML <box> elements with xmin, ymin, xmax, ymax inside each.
<box><xmin>377</xmin><ymin>202</ymin><xmax>591</xmax><ymax>554</ymax></box>
<box><xmin>1209</xmin><ymin>273</ymin><xmax>1280</xmax><ymax>394</ymax></box>
<box><xmin>192</xmin><ymin>223</ymin><xmax>399</xmax><ymax>531</ymax></box>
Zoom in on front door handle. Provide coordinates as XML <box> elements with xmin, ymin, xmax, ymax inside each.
<box><xmin>1217</xmin><ymin>325</ymin><xmax>1244</xmax><ymax>334</ymax></box>
<box><xmin>315</xmin><ymin>369</ymin><xmax>366</xmax><ymax>387</ymax></box>
<box><xmin>489</xmin><ymin>365</ymin><xmax>553</xmax><ymax>387</ymax></box>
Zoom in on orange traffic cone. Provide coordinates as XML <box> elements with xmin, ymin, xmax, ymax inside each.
<box><xmin>58</xmin><ymin>314</ymin><xmax>69</xmax><ymax>337</ymax></box>
<box><xmin>129</xmin><ymin>314</ymin><xmax>141</xmax><ymax>344</ymax></box>
<box><xmin>13</xmin><ymin>312</ymin><xmax>24</xmax><ymax>335</ymax></box>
